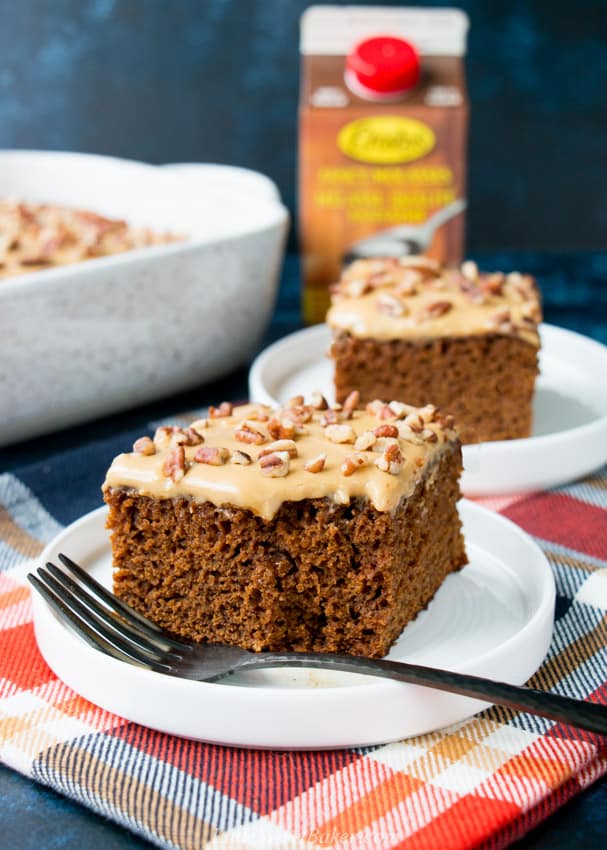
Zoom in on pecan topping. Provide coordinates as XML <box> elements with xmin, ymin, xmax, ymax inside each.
<box><xmin>480</xmin><ymin>272</ymin><xmax>505</xmax><ymax>295</ymax></box>
<box><xmin>267</xmin><ymin>417</ymin><xmax>296</xmax><ymax>440</ymax></box>
<box><xmin>461</xmin><ymin>260</ymin><xmax>479</xmax><ymax>281</ymax></box>
<box><xmin>417</xmin><ymin>299</ymin><xmax>452</xmax><ymax>321</ymax></box>
<box><xmin>375</xmin><ymin>443</ymin><xmax>404</xmax><ymax>475</ymax></box>
<box><xmin>376</xmin><ymin>292</ymin><xmax>407</xmax><ymax>318</ymax></box>
<box><xmin>377</xmin><ymin>404</ymin><xmax>398</xmax><ymax>421</ymax></box>
<box><xmin>287</xmin><ymin>395</ymin><xmax>305</xmax><ymax>407</ymax></box>
<box><xmin>174</xmin><ymin>426</ymin><xmax>205</xmax><ymax>446</ymax></box>
<box><xmin>193</xmin><ymin>446</ymin><xmax>229</xmax><ymax>465</ymax></box>
<box><xmin>324</xmin><ymin>424</ymin><xmax>355</xmax><ymax>444</ymax></box>
<box><xmin>344</xmin><ymin>278</ymin><xmax>372</xmax><ymax>297</ymax></box>
<box><xmin>258</xmin><ymin>439</ymin><xmax>298</xmax><ymax>459</ymax></box>
<box><xmin>395</xmin><ymin>269</ymin><xmax>421</xmax><ymax>296</ymax></box>
<box><xmin>310</xmin><ymin>390</ymin><xmax>329</xmax><ymax>410</ymax></box>
<box><xmin>304</xmin><ymin>453</ymin><xmax>326</xmax><ymax>473</ymax></box>
<box><xmin>342</xmin><ymin>390</ymin><xmax>360</xmax><ymax>419</ymax></box>
<box><xmin>133</xmin><ymin>436</ymin><xmax>155</xmax><ymax>455</ymax></box>
<box><xmin>230</xmin><ymin>450</ymin><xmax>252</xmax><ymax>465</ymax></box>
<box><xmin>319</xmin><ymin>408</ymin><xmax>339</xmax><ymax>427</ymax></box>
<box><xmin>259</xmin><ymin>451</ymin><xmax>290</xmax><ymax>477</ymax></box>
<box><xmin>365</xmin><ymin>399</ymin><xmax>385</xmax><ymax>416</ymax></box>
<box><xmin>374</xmin><ymin>424</ymin><xmax>399</xmax><ymax>438</ymax></box>
<box><xmin>354</xmin><ymin>430</ymin><xmax>376</xmax><ymax>451</ymax></box>
<box><xmin>209</xmin><ymin>401</ymin><xmax>233</xmax><ymax>418</ymax></box>
<box><xmin>388</xmin><ymin>401</ymin><xmax>416</xmax><ymax>419</ymax></box>
<box><xmin>487</xmin><ymin>309</ymin><xmax>515</xmax><ymax>333</ymax></box>
<box><xmin>163</xmin><ymin>446</ymin><xmax>187</xmax><ymax>482</ymax></box>
<box><xmin>438</xmin><ymin>413</ymin><xmax>456</xmax><ymax>430</ymax></box>
<box><xmin>235</xmin><ymin>422</ymin><xmax>266</xmax><ymax>445</ymax></box>
<box><xmin>398</xmin><ymin>256</ymin><xmax>440</xmax><ymax>272</ymax></box>
<box><xmin>153</xmin><ymin>425</ymin><xmax>178</xmax><ymax>449</ymax></box>
<box><xmin>341</xmin><ymin>453</ymin><xmax>368</xmax><ymax>477</ymax></box>
<box><xmin>404</xmin><ymin>413</ymin><xmax>424</xmax><ymax>433</ymax></box>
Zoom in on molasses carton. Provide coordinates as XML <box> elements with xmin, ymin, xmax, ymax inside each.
<box><xmin>299</xmin><ymin>6</ymin><xmax>469</xmax><ymax>323</ymax></box>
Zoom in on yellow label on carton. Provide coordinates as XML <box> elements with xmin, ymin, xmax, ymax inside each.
<box><xmin>337</xmin><ymin>116</ymin><xmax>436</xmax><ymax>165</ymax></box>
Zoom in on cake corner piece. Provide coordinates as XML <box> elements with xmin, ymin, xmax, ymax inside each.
<box><xmin>327</xmin><ymin>257</ymin><xmax>542</xmax><ymax>443</ymax></box>
<box><xmin>103</xmin><ymin>396</ymin><xmax>467</xmax><ymax>658</ymax></box>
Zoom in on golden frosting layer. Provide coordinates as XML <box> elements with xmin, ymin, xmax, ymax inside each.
<box><xmin>103</xmin><ymin>398</ymin><xmax>459</xmax><ymax>521</ymax></box>
<box><xmin>326</xmin><ymin>258</ymin><xmax>542</xmax><ymax>347</ymax></box>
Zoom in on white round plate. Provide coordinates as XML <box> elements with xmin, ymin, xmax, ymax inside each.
<box><xmin>249</xmin><ymin>323</ymin><xmax>607</xmax><ymax>496</ymax></box>
<box><xmin>32</xmin><ymin>502</ymin><xmax>554</xmax><ymax>749</ymax></box>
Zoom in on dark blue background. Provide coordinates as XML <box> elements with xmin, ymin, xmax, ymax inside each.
<box><xmin>1</xmin><ymin>0</ymin><xmax>606</xmax><ymax>251</ymax></box>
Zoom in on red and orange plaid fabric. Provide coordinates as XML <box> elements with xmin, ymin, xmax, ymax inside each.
<box><xmin>1</xmin><ymin>466</ymin><xmax>606</xmax><ymax>850</ymax></box>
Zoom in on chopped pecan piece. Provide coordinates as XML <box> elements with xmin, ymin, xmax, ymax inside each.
<box><xmin>374</xmin><ymin>423</ymin><xmax>399</xmax><ymax>438</ymax></box>
<box><xmin>375</xmin><ymin>443</ymin><xmax>404</xmax><ymax>475</ymax></box>
<box><xmin>230</xmin><ymin>450</ymin><xmax>252</xmax><ymax>465</ymax></box>
<box><xmin>174</xmin><ymin>426</ymin><xmax>205</xmax><ymax>446</ymax></box>
<box><xmin>209</xmin><ymin>401</ymin><xmax>233</xmax><ymax>418</ymax></box>
<box><xmin>310</xmin><ymin>390</ymin><xmax>329</xmax><ymax>410</ymax></box>
<box><xmin>398</xmin><ymin>256</ymin><xmax>440</xmax><ymax>272</ymax></box>
<box><xmin>365</xmin><ymin>399</ymin><xmax>385</xmax><ymax>416</ymax></box>
<box><xmin>319</xmin><ymin>408</ymin><xmax>340</xmax><ymax>427</ymax></box>
<box><xmin>342</xmin><ymin>390</ymin><xmax>360</xmax><ymax>419</ymax></box>
<box><xmin>163</xmin><ymin>446</ymin><xmax>187</xmax><ymax>482</ymax></box>
<box><xmin>259</xmin><ymin>451</ymin><xmax>290</xmax><ymax>477</ymax></box>
<box><xmin>235</xmin><ymin>422</ymin><xmax>266</xmax><ymax>445</ymax></box>
<box><xmin>388</xmin><ymin>400</ymin><xmax>416</xmax><ymax>419</ymax></box>
<box><xmin>354</xmin><ymin>430</ymin><xmax>376</xmax><ymax>451</ymax></box>
<box><xmin>376</xmin><ymin>292</ymin><xmax>407</xmax><ymax>318</ymax></box>
<box><xmin>324</xmin><ymin>424</ymin><xmax>356</xmax><ymax>444</ymax></box>
<box><xmin>461</xmin><ymin>260</ymin><xmax>479</xmax><ymax>281</ymax></box>
<box><xmin>287</xmin><ymin>395</ymin><xmax>305</xmax><ymax>407</ymax></box>
<box><xmin>258</xmin><ymin>439</ymin><xmax>298</xmax><ymax>459</ymax></box>
<box><xmin>133</xmin><ymin>436</ymin><xmax>155</xmax><ymax>456</ymax></box>
<box><xmin>345</xmin><ymin>278</ymin><xmax>372</xmax><ymax>297</ymax></box>
<box><xmin>193</xmin><ymin>446</ymin><xmax>229</xmax><ymax>466</ymax></box>
<box><xmin>267</xmin><ymin>417</ymin><xmax>296</xmax><ymax>440</ymax></box>
<box><xmin>377</xmin><ymin>404</ymin><xmax>398</xmax><ymax>421</ymax></box>
<box><xmin>417</xmin><ymin>299</ymin><xmax>452</xmax><ymax>321</ymax></box>
<box><xmin>304</xmin><ymin>453</ymin><xmax>326</xmax><ymax>473</ymax></box>
<box><xmin>341</xmin><ymin>453</ymin><xmax>368</xmax><ymax>477</ymax></box>
<box><xmin>480</xmin><ymin>272</ymin><xmax>505</xmax><ymax>295</ymax></box>
<box><xmin>404</xmin><ymin>413</ymin><xmax>424</xmax><ymax>433</ymax></box>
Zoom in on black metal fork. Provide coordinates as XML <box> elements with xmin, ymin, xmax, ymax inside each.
<box><xmin>28</xmin><ymin>554</ymin><xmax>607</xmax><ymax>736</ymax></box>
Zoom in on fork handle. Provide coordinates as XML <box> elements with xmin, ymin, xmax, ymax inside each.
<box><xmin>234</xmin><ymin>653</ymin><xmax>607</xmax><ymax>736</ymax></box>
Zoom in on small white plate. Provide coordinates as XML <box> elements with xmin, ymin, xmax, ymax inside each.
<box><xmin>32</xmin><ymin>502</ymin><xmax>554</xmax><ymax>749</ymax></box>
<box><xmin>249</xmin><ymin>323</ymin><xmax>607</xmax><ymax>495</ymax></box>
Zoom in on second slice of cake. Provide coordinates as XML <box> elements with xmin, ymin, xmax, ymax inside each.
<box><xmin>103</xmin><ymin>396</ymin><xmax>466</xmax><ymax>658</ymax></box>
<box><xmin>328</xmin><ymin>258</ymin><xmax>542</xmax><ymax>443</ymax></box>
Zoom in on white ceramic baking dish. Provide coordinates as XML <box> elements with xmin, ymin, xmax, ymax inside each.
<box><xmin>0</xmin><ymin>150</ymin><xmax>289</xmax><ymax>446</ymax></box>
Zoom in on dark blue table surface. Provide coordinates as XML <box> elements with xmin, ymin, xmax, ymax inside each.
<box><xmin>2</xmin><ymin>251</ymin><xmax>607</xmax><ymax>849</ymax></box>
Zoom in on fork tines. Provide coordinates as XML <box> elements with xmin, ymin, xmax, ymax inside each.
<box><xmin>27</xmin><ymin>553</ymin><xmax>193</xmax><ymax>673</ymax></box>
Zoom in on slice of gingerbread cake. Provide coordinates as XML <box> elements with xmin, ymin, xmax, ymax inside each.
<box><xmin>327</xmin><ymin>257</ymin><xmax>542</xmax><ymax>444</ymax></box>
<box><xmin>103</xmin><ymin>396</ymin><xmax>467</xmax><ymax>658</ymax></box>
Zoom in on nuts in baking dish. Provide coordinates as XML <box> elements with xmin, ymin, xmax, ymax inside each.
<box><xmin>0</xmin><ymin>199</ymin><xmax>180</xmax><ymax>279</ymax></box>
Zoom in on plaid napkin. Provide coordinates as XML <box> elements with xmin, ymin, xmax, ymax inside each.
<box><xmin>1</xmin><ymin>430</ymin><xmax>606</xmax><ymax>850</ymax></box>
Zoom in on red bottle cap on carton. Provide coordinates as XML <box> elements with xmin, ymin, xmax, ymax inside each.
<box><xmin>346</xmin><ymin>36</ymin><xmax>420</xmax><ymax>96</ymax></box>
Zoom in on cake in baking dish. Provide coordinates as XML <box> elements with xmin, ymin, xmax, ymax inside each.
<box><xmin>103</xmin><ymin>396</ymin><xmax>467</xmax><ymax>658</ymax></box>
<box><xmin>327</xmin><ymin>257</ymin><xmax>542</xmax><ymax>444</ymax></box>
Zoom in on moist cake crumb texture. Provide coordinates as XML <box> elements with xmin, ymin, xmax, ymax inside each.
<box><xmin>103</xmin><ymin>396</ymin><xmax>467</xmax><ymax>658</ymax></box>
<box><xmin>327</xmin><ymin>257</ymin><xmax>542</xmax><ymax>443</ymax></box>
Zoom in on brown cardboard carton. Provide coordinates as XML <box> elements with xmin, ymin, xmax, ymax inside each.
<box><xmin>299</xmin><ymin>6</ymin><xmax>469</xmax><ymax>323</ymax></box>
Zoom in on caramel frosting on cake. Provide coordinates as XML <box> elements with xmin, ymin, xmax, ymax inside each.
<box><xmin>0</xmin><ymin>199</ymin><xmax>179</xmax><ymax>279</ymax></box>
<box><xmin>326</xmin><ymin>257</ymin><xmax>542</xmax><ymax>346</ymax></box>
<box><xmin>103</xmin><ymin>395</ymin><xmax>460</xmax><ymax>520</ymax></box>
